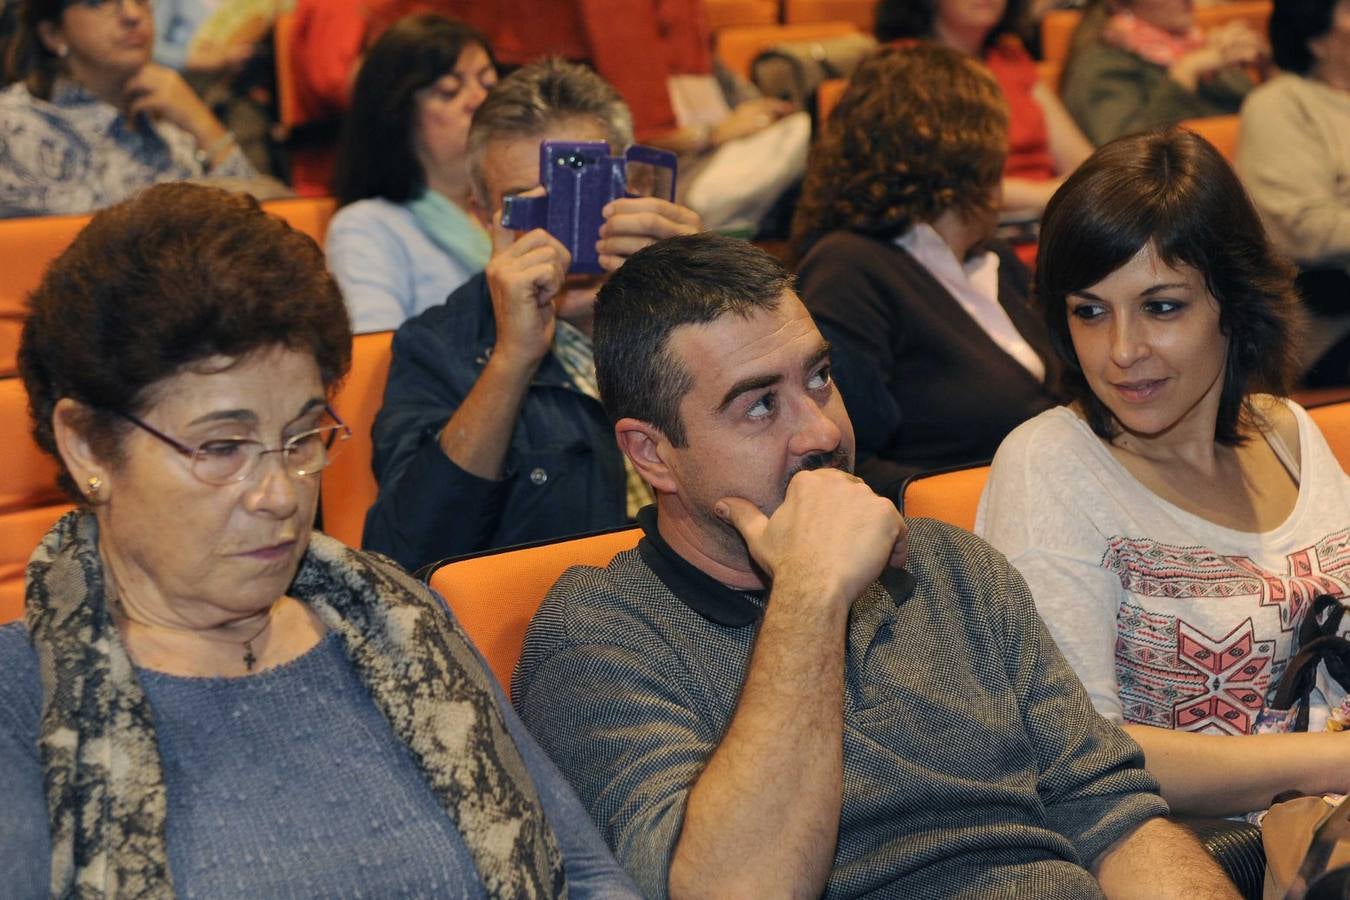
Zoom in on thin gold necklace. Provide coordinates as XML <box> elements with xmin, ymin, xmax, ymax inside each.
<box><xmin>113</xmin><ymin>598</ymin><xmax>279</xmax><ymax>672</ymax></box>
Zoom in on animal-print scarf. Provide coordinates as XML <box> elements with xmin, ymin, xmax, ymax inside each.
<box><xmin>24</xmin><ymin>511</ymin><xmax>566</xmax><ymax>898</ymax></box>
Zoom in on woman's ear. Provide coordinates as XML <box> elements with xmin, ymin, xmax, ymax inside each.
<box><xmin>614</xmin><ymin>417</ymin><xmax>678</xmax><ymax>495</ymax></box>
<box><xmin>35</xmin><ymin>19</ymin><xmax>68</xmax><ymax>59</ymax></box>
<box><xmin>52</xmin><ymin>398</ymin><xmax>110</xmax><ymax>503</ymax></box>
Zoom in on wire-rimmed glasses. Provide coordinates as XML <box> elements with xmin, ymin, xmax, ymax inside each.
<box><xmin>117</xmin><ymin>405</ymin><xmax>352</xmax><ymax>486</ymax></box>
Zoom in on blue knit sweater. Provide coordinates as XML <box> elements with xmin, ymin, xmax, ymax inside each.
<box><xmin>0</xmin><ymin>624</ymin><xmax>639</xmax><ymax>898</ymax></box>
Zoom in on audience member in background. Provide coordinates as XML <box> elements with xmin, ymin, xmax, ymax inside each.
<box><xmin>364</xmin><ymin>58</ymin><xmax>700</xmax><ymax>572</ymax></box>
<box><xmin>875</xmin><ymin>0</ymin><xmax>1092</xmax><ymax>219</ymax></box>
<box><xmin>1061</xmin><ymin>0</ymin><xmax>1266</xmax><ymax>145</ymax></box>
<box><xmin>977</xmin><ymin>128</ymin><xmax>1350</xmax><ymax>819</ymax></box>
<box><xmin>328</xmin><ymin>14</ymin><xmax>495</xmax><ymax>334</ymax></box>
<box><xmin>151</xmin><ymin>0</ymin><xmax>279</xmax><ymax>174</ymax></box>
<box><xmin>153</xmin><ymin>0</ymin><xmax>268</xmax><ymax>75</ymax></box>
<box><xmin>513</xmin><ymin>232</ymin><xmax>1239</xmax><ymax>900</ymax></box>
<box><xmin>0</xmin><ymin>0</ymin><xmax>257</xmax><ymax>218</ymax></box>
<box><xmin>1239</xmin><ymin>0</ymin><xmax>1350</xmax><ymax>385</ymax></box>
<box><xmin>792</xmin><ymin>44</ymin><xmax>1060</xmax><ymax>501</ymax></box>
<box><xmin>0</xmin><ymin>183</ymin><xmax>639</xmax><ymax>897</ymax></box>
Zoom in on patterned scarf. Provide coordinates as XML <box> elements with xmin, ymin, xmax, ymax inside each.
<box><xmin>25</xmin><ymin>511</ymin><xmax>566</xmax><ymax>898</ymax></box>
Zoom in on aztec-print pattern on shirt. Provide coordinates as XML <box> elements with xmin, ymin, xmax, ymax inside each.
<box><xmin>1102</xmin><ymin>529</ymin><xmax>1350</xmax><ymax>735</ymax></box>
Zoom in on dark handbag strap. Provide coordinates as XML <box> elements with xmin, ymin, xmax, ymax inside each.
<box><xmin>1270</xmin><ymin>595</ymin><xmax>1350</xmax><ymax>732</ymax></box>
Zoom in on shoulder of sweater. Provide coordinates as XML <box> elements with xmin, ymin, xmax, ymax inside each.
<box><xmin>329</xmin><ymin>197</ymin><xmax>412</xmax><ymax>230</ymax></box>
<box><xmin>0</xmin><ymin>622</ymin><xmax>40</xmax><ymax>721</ymax></box>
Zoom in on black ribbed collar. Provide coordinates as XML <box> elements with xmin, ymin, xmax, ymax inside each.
<box><xmin>635</xmin><ymin>506</ymin><xmax>917</xmax><ymax>627</ymax></box>
<box><xmin>636</xmin><ymin>507</ymin><xmax>766</xmax><ymax>627</ymax></box>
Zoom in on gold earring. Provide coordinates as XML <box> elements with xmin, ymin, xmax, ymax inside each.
<box><xmin>87</xmin><ymin>476</ymin><xmax>102</xmax><ymax>499</ymax></box>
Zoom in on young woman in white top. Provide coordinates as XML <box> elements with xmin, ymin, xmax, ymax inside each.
<box><xmin>977</xmin><ymin>127</ymin><xmax>1350</xmax><ymax>818</ymax></box>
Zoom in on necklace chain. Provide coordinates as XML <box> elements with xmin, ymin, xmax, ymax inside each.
<box><xmin>112</xmin><ymin>598</ymin><xmax>278</xmax><ymax>672</ymax></box>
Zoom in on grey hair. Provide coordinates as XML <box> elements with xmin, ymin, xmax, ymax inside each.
<box><xmin>467</xmin><ymin>56</ymin><xmax>635</xmax><ymax>209</ymax></box>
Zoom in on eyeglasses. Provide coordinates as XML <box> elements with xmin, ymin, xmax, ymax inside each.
<box><xmin>117</xmin><ymin>406</ymin><xmax>352</xmax><ymax>486</ymax></box>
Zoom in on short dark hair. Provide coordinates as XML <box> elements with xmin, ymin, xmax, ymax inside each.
<box><xmin>1269</xmin><ymin>0</ymin><xmax>1336</xmax><ymax>74</ymax></box>
<box><xmin>789</xmin><ymin>43</ymin><xmax>1007</xmax><ymax>262</ymax></box>
<box><xmin>333</xmin><ymin>13</ymin><xmax>493</xmax><ymax>205</ymax></box>
<box><xmin>1037</xmin><ymin>128</ymin><xmax>1301</xmax><ymax>446</ymax></box>
<box><xmin>466</xmin><ymin>57</ymin><xmax>633</xmax><ymax>209</ymax></box>
<box><xmin>874</xmin><ymin>0</ymin><xmax>1025</xmax><ymax>49</ymax></box>
<box><xmin>594</xmin><ymin>234</ymin><xmax>793</xmax><ymax>447</ymax></box>
<box><xmin>7</xmin><ymin>0</ymin><xmax>65</xmax><ymax>97</ymax></box>
<box><xmin>19</xmin><ymin>183</ymin><xmax>352</xmax><ymax>501</ymax></box>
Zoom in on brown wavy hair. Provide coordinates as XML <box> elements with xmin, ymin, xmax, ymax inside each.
<box><xmin>789</xmin><ymin>43</ymin><xmax>1009</xmax><ymax>263</ymax></box>
<box><xmin>20</xmin><ymin>183</ymin><xmax>352</xmax><ymax>501</ymax></box>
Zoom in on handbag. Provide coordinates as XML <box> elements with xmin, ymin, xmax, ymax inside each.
<box><xmin>749</xmin><ymin>34</ymin><xmax>877</xmax><ymax>111</ymax></box>
<box><xmin>1267</xmin><ymin>595</ymin><xmax>1350</xmax><ymax>732</ymax></box>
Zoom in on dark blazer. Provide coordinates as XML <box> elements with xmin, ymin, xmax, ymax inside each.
<box><xmin>363</xmin><ymin>273</ymin><xmax>627</xmax><ymax>572</ymax></box>
<box><xmin>798</xmin><ymin>230</ymin><xmax>1060</xmax><ymax>500</ymax></box>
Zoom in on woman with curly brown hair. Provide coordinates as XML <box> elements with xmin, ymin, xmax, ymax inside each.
<box><xmin>792</xmin><ymin>43</ymin><xmax>1061</xmax><ymax>499</ymax></box>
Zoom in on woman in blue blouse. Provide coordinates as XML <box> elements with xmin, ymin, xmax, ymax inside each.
<box><xmin>327</xmin><ymin>14</ymin><xmax>497</xmax><ymax>334</ymax></box>
<box><xmin>0</xmin><ymin>182</ymin><xmax>638</xmax><ymax>898</ymax></box>
<box><xmin>0</xmin><ymin>0</ymin><xmax>256</xmax><ymax>218</ymax></box>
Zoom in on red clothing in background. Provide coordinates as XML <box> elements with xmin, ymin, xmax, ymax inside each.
<box><xmin>984</xmin><ymin>36</ymin><xmax>1056</xmax><ymax>182</ymax></box>
<box><xmin>472</xmin><ymin>0</ymin><xmax>713</xmax><ymax>141</ymax></box>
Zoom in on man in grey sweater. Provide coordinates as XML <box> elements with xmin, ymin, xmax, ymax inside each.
<box><xmin>513</xmin><ymin>233</ymin><xmax>1239</xmax><ymax>899</ymax></box>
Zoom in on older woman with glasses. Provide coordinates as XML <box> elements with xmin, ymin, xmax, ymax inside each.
<box><xmin>0</xmin><ymin>183</ymin><xmax>639</xmax><ymax>897</ymax></box>
<box><xmin>0</xmin><ymin>0</ymin><xmax>257</xmax><ymax>217</ymax></box>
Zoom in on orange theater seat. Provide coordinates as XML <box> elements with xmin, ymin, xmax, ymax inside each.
<box><xmin>426</xmin><ymin>527</ymin><xmax>642</xmax><ymax>693</ymax></box>
<box><xmin>0</xmin><ymin>212</ymin><xmax>93</xmax><ymax>318</ymax></box>
<box><xmin>899</xmin><ymin>463</ymin><xmax>992</xmax><ymax>533</ymax></box>
<box><xmin>1179</xmin><ymin>115</ymin><xmax>1240</xmax><ymax>163</ymax></box>
<box><xmin>703</xmin><ymin>0</ymin><xmax>779</xmax><ymax>31</ymax></box>
<box><xmin>784</xmin><ymin>0</ymin><xmax>876</xmax><ymax>30</ymax></box>
<box><xmin>816</xmin><ymin>76</ymin><xmax>847</xmax><ymax>124</ymax></box>
<box><xmin>0</xmin><ymin>375</ymin><xmax>76</xmax><ymax>625</ymax></box>
<box><xmin>262</xmin><ymin>195</ymin><xmax>337</xmax><ymax>247</ymax></box>
<box><xmin>715</xmin><ymin>20</ymin><xmax>859</xmax><ymax>80</ymax></box>
<box><xmin>1309</xmin><ymin>400</ymin><xmax>1350</xmax><ymax>473</ymax></box>
<box><xmin>1040</xmin><ymin>9</ymin><xmax>1082</xmax><ymax>65</ymax></box>
<box><xmin>320</xmin><ymin>330</ymin><xmax>394</xmax><ymax>547</ymax></box>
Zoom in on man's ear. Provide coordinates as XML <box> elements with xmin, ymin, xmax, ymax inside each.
<box><xmin>52</xmin><ymin>398</ymin><xmax>111</xmax><ymax>503</ymax></box>
<box><xmin>614</xmin><ymin>417</ymin><xmax>677</xmax><ymax>495</ymax></box>
<box><xmin>469</xmin><ymin>193</ymin><xmax>491</xmax><ymax>230</ymax></box>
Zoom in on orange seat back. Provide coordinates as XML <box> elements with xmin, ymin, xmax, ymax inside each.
<box><xmin>899</xmin><ymin>464</ymin><xmax>992</xmax><ymax>533</ymax></box>
<box><xmin>1309</xmin><ymin>401</ymin><xmax>1350</xmax><ymax>473</ymax></box>
<box><xmin>427</xmin><ymin>527</ymin><xmax>643</xmax><ymax>692</ymax></box>
<box><xmin>262</xmin><ymin>195</ymin><xmax>337</xmax><ymax>247</ymax></box>
<box><xmin>0</xmin><ymin>316</ymin><xmax>22</xmax><ymax>378</ymax></box>
<box><xmin>320</xmin><ymin>330</ymin><xmax>394</xmax><ymax>547</ymax></box>
<box><xmin>784</xmin><ymin>0</ymin><xmax>875</xmax><ymax>30</ymax></box>
<box><xmin>273</xmin><ymin>9</ymin><xmax>300</xmax><ymax>127</ymax></box>
<box><xmin>1179</xmin><ymin>115</ymin><xmax>1241</xmax><ymax>163</ymax></box>
<box><xmin>715</xmin><ymin>20</ymin><xmax>859</xmax><ymax>80</ymax></box>
<box><xmin>703</xmin><ymin>0</ymin><xmax>779</xmax><ymax>31</ymax></box>
<box><xmin>0</xmin><ymin>376</ymin><xmax>76</xmax><ymax>624</ymax></box>
<box><xmin>816</xmin><ymin>76</ymin><xmax>848</xmax><ymax>124</ymax></box>
<box><xmin>1041</xmin><ymin>9</ymin><xmax>1082</xmax><ymax>65</ymax></box>
<box><xmin>0</xmin><ymin>212</ymin><xmax>93</xmax><ymax>318</ymax></box>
